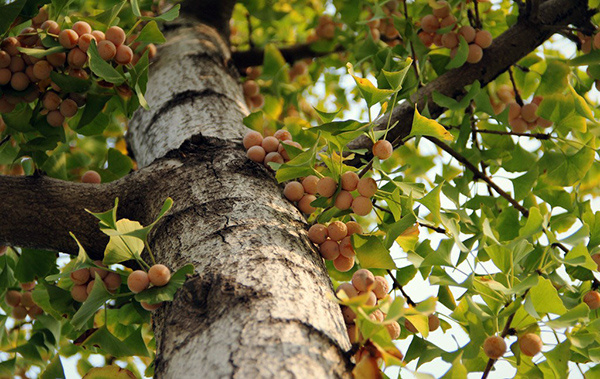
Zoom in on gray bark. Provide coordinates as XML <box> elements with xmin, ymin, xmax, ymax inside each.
<box><xmin>127</xmin><ymin>17</ymin><xmax>352</xmax><ymax>379</ymax></box>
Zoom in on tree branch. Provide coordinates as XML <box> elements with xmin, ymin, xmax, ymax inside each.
<box><xmin>232</xmin><ymin>43</ymin><xmax>344</xmax><ymax>71</ymax></box>
<box><xmin>345</xmin><ymin>0</ymin><xmax>591</xmax><ymax>166</ymax></box>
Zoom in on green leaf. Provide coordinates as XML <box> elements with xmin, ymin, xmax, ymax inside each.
<box><xmin>107</xmin><ymin>148</ymin><xmax>133</xmax><ymax>177</ymax></box>
<box><xmin>134</xmin><ymin>264</ymin><xmax>194</xmax><ymax>304</ymax></box>
<box><xmin>537</xmin><ymin>60</ymin><xmax>570</xmax><ymax>95</ymax></box>
<box><xmin>568</xmin><ymin>49</ymin><xmax>600</xmax><ymax>66</ymax></box>
<box><xmin>83</xmin><ymin>365</ymin><xmax>137</xmax><ymax>378</ymax></box>
<box><xmin>347</xmin><ymin>63</ymin><xmax>395</xmax><ymax>108</ymax></box>
<box><xmin>103</xmin><ymin>219</ymin><xmax>145</xmax><ymax>265</ymax></box>
<box><xmin>146</xmin><ymin>4</ymin><xmax>180</xmax><ymax>22</ymax></box>
<box><xmin>87</xmin><ymin>40</ymin><xmax>126</xmax><ymax>85</ymax></box>
<box><xmin>76</xmin><ymin>93</ymin><xmax>111</xmax><ymax>129</ymax></box>
<box><xmin>526</xmin><ymin>277</ymin><xmax>567</xmax><ymax>316</ymax></box>
<box><xmin>50</xmin><ymin>71</ymin><xmax>91</xmax><ymax>93</ymax></box>
<box><xmin>519</xmin><ymin>207</ymin><xmax>544</xmax><ymax>238</ymax></box>
<box><xmin>130</xmin><ymin>0</ymin><xmax>141</xmax><ymax>16</ymax></box>
<box><xmin>71</xmin><ymin>274</ymin><xmax>113</xmax><ymax>330</ymax></box>
<box><xmin>445</xmin><ymin>36</ymin><xmax>468</xmax><ymax>69</ymax></box>
<box><xmin>0</xmin><ymin>0</ymin><xmax>26</xmax><ymax>35</ymax></box>
<box><xmin>135</xmin><ymin>21</ymin><xmax>166</xmax><ymax>44</ymax></box>
<box><xmin>17</xmin><ymin>45</ymin><xmax>66</xmax><ymax>58</ymax></box>
<box><xmin>351</xmin><ymin>234</ymin><xmax>396</xmax><ymax>269</ymax></box>
<box><xmin>87</xmin><ymin>198</ymin><xmax>119</xmax><ymax>230</ymax></box>
<box><xmin>313</xmin><ymin>107</ymin><xmax>341</xmax><ymax>123</ymax></box>
<box><xmin>82</xmin><ymin>326</ymin><xmax>149</xmax><ymax>357</ymax></box>
<box><xmin>262</xmin><ymin>44</ymin><xmax>286</xmax><ymax>79</ymax></box>
<box><xmin>417</xmin><ymin>183</ymin><xmax>443</xmax><ymax>224</ymax></box>
<box><xmin>14</xmin><ymin>249</ymin><xmax>57</xmax><ymax>283</ymax></box>
<box><xmin>40</xmin><ymin>355</ymin><xmax>65</xmax><ymax>379</ymax></box>
<box><xmin>408</xmin><ymin>108</ymin><xmax>453</xmax><ymax>141</ymax></box>
<box><xmin>381</xmin><ymin>57</ymin><xmax>413</xmax><ymax>90</ymax></box>
<box><xmin>568</xmin><ymin>83</ymin><xmax>597</xmax><ymax>123</ymax></box>
<box><xmin>546</xmin><ymin>303</ymin><xmax>590</xmax><ymax>328</ymax></box>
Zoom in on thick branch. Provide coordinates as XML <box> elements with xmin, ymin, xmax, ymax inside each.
<box><xmin>232</xmin><ymin>43</ymin><xmax>344</xmax><ymax>71</ymax></box>
<box><xmin>0</xmin><ymin>174</ymin><xmax>118</xmax><ymax>259</ymax></box>
<box><xmin>346</xmin><ymin>0</ymin><xmax>590</xmax><ymax>165</ymax></box>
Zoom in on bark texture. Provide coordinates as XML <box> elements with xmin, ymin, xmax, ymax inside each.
<box><xmin>127</xmin><ymin>17</ymin><xmax>352</xmax><ymax>379</ymax></box>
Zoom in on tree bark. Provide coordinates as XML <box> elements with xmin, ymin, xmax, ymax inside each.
<box><xmin>126</xmin><ymin>16</ymin><xmax>352</xmax><ymax>379</ymax></box>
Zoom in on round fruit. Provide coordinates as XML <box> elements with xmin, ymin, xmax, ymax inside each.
<box><xmin>20</xmin><ymin>291</ymin><xmax>35</xmax><ymax>308</ymax></box>
<box><xmin>509</xmin><ymin>117</ymin><xmax>527</xmax><ymax>133</ymax></box>
<box><xmin>243</xmin><ymin>80</ymin><xmax>259</xmax><ymax>97</ymax></box>
<box><xmin>298</xmin><ymin>194</ymin><xmax>317</xmax><ymax>214</ymax></box>
<box><xmin>508</xmin><ymin>102</ymin><xmax>521</xmax><ymax>120</ymax></box>
<box><xmin>319</xmin><ymin>240</ymin><xmax>340</xmax><ymax>260</ymax></box>
<box><xmin>372</xmin><ymin>276</ymin><xmax>389</xmax><ymax>299</ymax></box>
<box><xmin>32</xmin><ymin>60</ymin><xmax>52</xmax><ymax>80</ymax></box>
<box><xmin>70</xmin><ymin>268</ymin><xmax>90</xmax><ymax>285</ymax></box>
<box><xmin>78</xmin><ymin>33</ymin><xmax>96</xmax><ymax>52</ymax></box>
<box><xmin>386</xmin><ymin>321</ymin><xmax>401</xmax><ymax>339</ymax></box>
<box><xmin>71</xmin><ymin>284</ymin><xmax>88</xmax><ymax>302</ymax></box>
<box><xmin>0</xmin><ymin>69</ymin><xmax>10</xmax><ymax>85</ymax></box>
<box><xmin>441</xmin><ymin>32</ymin><xmax>459</xmax><ymax>49</ymax></box>
<box><xmin>316</xmin><ymin>177</ymin><xmax>337</xmax><ymax>198</ymax></box>
<box><xmin>148</xmin><ymin>264</ymin><xmax>171</xmax><ymax>287</ymax></box>
<box><xmin>361</xmin><ymin>291</ymin><xmax>377</xmax><ymax>306</ymax></box>
<box><xmin>357</xmin><ymin>177</ymin><xmax>377</xmax><ymax>198</ymax></box>
<box><xmin>370</xmin><ymin>309</ymin><xmax>384</xmax><ymax>322</ymax></box>
<box><xmin>333</xmin><ymin>255</ymin><xmax>354</xmax><ymax>272</ymax></box>
<box><xmin>86</xmin><ymin>280</ymin><xmax>96</xmax><ymax>294</ymax></box>
<box><xmin>432</xmin><ymin>1</ymin><xmax>450</xmax><ymax>18</ymax></box>
<box><xmin>341</xmin><ymin>171</ymin><xmax>359</xmax><ymax>191</ymax></box>
<box><xmin>421</xmin><ymin>15</ymin><xmax>440</xmax><ymax>33</ymax></box>
<box><xmin>440</xmin><ymin>15</ymin><xmax>456</xmax><ymax>29</ymax></box>
<box><xmin>92</xmin><ymin>30</ymin><xmax>105</xmax><ymax>42</ymax></box>
<box><xmin>339</xmin><ymin>236</ymin><xmax>355</xmax><ymax>258</ymax></box>
<box><xmin>308</xmin><ymin>224</ymin><xmax>328</xmax><ymax>244</ymax></box>
<box><xmin>264</xmin><ymin>152</ymin><xmax>284</xmax><ymax>167</ymax></box>
<box><xmin>336</xmin><ymin>283</ymin><xmax>358</xmax><ymax>298</ymax></box>
<box><xmin>47</xmin><ymin>52</ymin><xmax>66</xmax><ymax>67</ymax></box>
<box><xmin>103</xmin><ymin>272</ymin><xmax>122</xmax><ymax>291</ymax></box>
<box><xmin>247</xmin><ymin>145</ymin><xmax>266</xmax><ymax>162</ymax></box>
<box><xmin>328</xmin><ymin>221</ymin><xmax>348</xmax><ymax>241</ymax></box>
<box><xmin>592</xmin><ymin>253</ymin><xmax>600</xmax><ymax>271</ymax></box>
<box><xmin>28</xmin><ymin>305</ymin><xmax>43</xmax><ymax>318</ymax></box>
<box><xmin>346</xmin><ymin>221</ymin><xmax>363</xmax><ymax>236</ymax></box>
<box><xmin>459</xmin><ymin>26</ymin><xmax>476</xmax><ymax>43</ymax></box>
<box><xmin>10</xmin><ymin>72</ymin><xmax>29</xmax><ymax>91</ymax></box>
<box><xmin>114</xmin><ymin>44</ymin><xmax>133</xmax><ymax>65</ymax></box>
<box><xmin>466</xmin><ymin>44</ymin><xmax>483</xmax><ymax>64</ymax></box>
<box><xmin>141</xmin><ymin>301</ymin><xmax>162</xmax><ymax>311</ymax></box>
<box><xmin>404</xmin><ymin>319</ymin><xmax>418</xmax><ymax>333</ymax></box>
<box><xmin>521</xmin><ymin>103</ymin><xmax>538</xmax><ymax>123</ymax></box>
<box><xmin>59</xmin><ymin>29</ymin><xmax>79</xmax><ymax>49</ymax></box>
<box><xmin>273</xmin><ymin>129</ymin><xmax>292</xmax><ymax>141</ymax></box>
<box><xmin>60</xmin><ymin>98</ymin><xmax>78</xmax><ymax>117</ymax></box>
<box><xmin>302</xmin><ymin>175</ymin><xmax>319</xmax><ymax>194</ymax></box>
<box><xmin>82</xmin><ymin>170</ymin><xmax>101</xmax><ymax>184</ymax></box>
<box><xmin>519</xmin><ymin>333</ymin><xmax>543</xmax><ymax>357</ymax></box>
<box><xmin>72</xmin><ymin>21</ymin><xmax>92</xmax><ymax>37</ymax></box>
<box><xmin>584</xmin><ymin>291</ymin><xmax>600</xmax><ymax>310</ymax></box>
<box><xmin>372</xmin><ymin>140</ymin><xmax>393</xmax><ymax>160</ymax></box>
<box><xmin>243</xmin><ymin>130</ymin><xmax>263</xmax><ymax>149</ymax></box>
<box><xmin>283</xmin><ymin>181</ymin><xmax>304</xmax><ymax>202</ymax></box>
<box><xmin>41</xmin><ymin>20</ymin><xmax>60</xmax><ymax>35</ymax></box>
<box><xmin>5</xmin><ymin>290</ymin><xmax>22</xmax><ymax>307</ymax></box>
<box><xmin>98</xmin><ymin>40</ymin><xmax>117</xmax><ymax>60</ymax></box>
<box><xmin>483</xmin><ymin>336</ymin><xmax>507</xmax><ymax>359</ymax></box>
<box><xmin>352</xmin><ymin>196</ymin><xmax>373</xmax><ymax>216</ymax></box>
<box><xmin>12</xmin><ymin>305</ymin><xmax>28</xmax><ymax>320</ymax></box>
<box><xmin>261</xmin><ymin>136</ymin><xmax>279</xmax><ymax>153</ymax></box>
<box><xmin>475</xmin><ymin>30</ymin><xmax>493</xmax><ymax>49</ymax></box>
<box><xmin>352</xmin><ymin>269</ymin><xmax>375</xmax><ymax>292</ymax></box>
<box><xmin>127</xmin><ymin>270</ymin><xmax>150</xmax><ymax>293</ymax></box>
<box><xmin>105</xmin><ymin>26</ymin><xmax>126</xmax><ymax>47</ymax></box>
<box><xmin>347</xmin><ymin>323</ymin><xmax>363</xmax><ymax>343</ymax></box>
<box><xmin>428</xmin><ymin>314</ymin><xmax>440</xmax><ymax>331</ymax></box>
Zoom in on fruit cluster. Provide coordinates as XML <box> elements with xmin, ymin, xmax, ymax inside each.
<box><xmin>578</xmin><ymin>31</ymin><xmax>600</xmax><ymax>54</ymax></box>
<box><xmin>242</xmin><ymin>79</ymin><xmax>264</xmax><ymax>109</ymax></box>
<box><xmin>446</xmin><ymin>26</ymin><xmax>492</xmax><ymax>64</ymax></box>
<box><xmin>308</xmin><ymin>221</ymin><xmax>362</xmax><ymax>272</ymax></box>
<box><xmin>418</xmin><ymin>1</ymin><xmax>457</xmax><ymax>48</ymax></box>
<box><xmin>336</xmin><ymin>269</ymin><xmax>400</xmax><ymax>342</ymax></box>
<box><xmin>4</xmin><ymin>282</ymin><xmax>43</xmax><ymax>320</ymax></box>
<box><xmin>366</xmin><ymin>1</ymin><xmax>402</xmax><ymax>47</ymax></box>
<box><xmin>243</xmin><ymin>130</ymin><xmax>303</xmax><ymax>169</ymax></box>
<box><xmin>127</xmin><ymin>264</ymin><xmax>172</xmax><ymax>311</ymax></box>
<box><xmin>314</xmin><ymin>16</ymin><xmax>336</xmax><ymax>40</ymax></box>
<box><xmin>0</xmin><ymin>6</ymin><xmax>156</xmax><ymax>127</ymax></box>
<box><xmin>483</xmin><ymin>332</ymin><xmax>543</xmax><ymax>359</ymax></box>
<box><xmin>507</xmin><ymin>96</ymin><xmax>553</xmax><ymax>132</ymax></box>
<box><xmin>490</xmin><ymin>84</ymin><xmax>515</xmax><ymax>115</ymax></box>
<box><xmin>70</xmin><ymin>261</ymin><xmax>122</xmax><ymax>301</ymax></box>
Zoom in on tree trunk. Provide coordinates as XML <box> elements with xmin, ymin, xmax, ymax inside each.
<box><xmin>126</xmin><ymin>15</ymin><xmax>352</xmax><ymax>379</ymax></box>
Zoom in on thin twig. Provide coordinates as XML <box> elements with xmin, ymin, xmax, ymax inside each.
<box><xmin>419</xmin><ymin>222</ymin><xmax>447</xmax><ymax>234</ymax></box>
<box><xmin>473</xmin><ymin>0</ymin><xmax>482</xmax><ymax>29</ymax></box>
<box><xmin>474</xmin><ymin>128</ymin><xmax>550</xmax><ymax>140</ymax></box>
<box><xmin>0</xmin><ymin>134</ymin><xmax>10</xmax><ymax>147</ymax></box>
<box><xmin>426</xmin><ymin>137</ymin><xmax>530</xmax><ymax>217</ymax></box>
<box><xmin>508</xmin><ymin>67</ymin><xmax>524</xmax><ymax>106</ymax></box>
<box><xmin>386</xmin><ymin>269</ymin><xmax>416</xmax><ymax>306</ymax></box>
<box><xmin>402</xmin><ymin>0</ymin><xmax>420</xmax><ymax>85</ymax></box>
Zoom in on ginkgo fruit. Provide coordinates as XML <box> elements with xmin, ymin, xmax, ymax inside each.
<box><xmin>72</xmin><ymin>21</ymin><xmax>92</xmax><ymax>37</ymax></box>
<box><xmin>519</xmin><ymin>333</ymin><xmax>543</xmax><ymax>356</ymax></box>
<box><xmin>428</xmin><ymin>314</ymin><xmax>440</xmax><ymax>331</ymax></box>
<box><xmin>346</xmin><ymin>221</ymin><xmax>363</xmax><ymax>235</ymax></box>
<box><xmin>104</xmin><ymin>272</ymin><xmax>122</xmax><ymax>291</ymax></box>
<box><xmin>333</xmin><ymin>254</ymin><xmax>354</xmax><ymax>272</ymax></box>
<box><xmin>283</xmin><ymin>182</ymin><xmax>304</xmax><ymax>202</ymax></box>
<box><xmin>475</xmin><ymin>30</ymin><xmax>493</xmax><ymax>48</ymax></box>
<box><xmin>273</xmin><ymin>129</ymin><xmax>292</xmax><ymax>141</ymax></box>
<box><xmin>386</xmin><ymin>321</ymin><xmax>401</xmax><ymax>339</ymax></box>
<box><xmin>105</xmin><ymin>26</ymin><xmax>126</xmax><ymax>47</ymax></box>
<box><xmin>372</xmin><ymin>140</ymin><xmax>393</xmax><ymax>160</ymax></box>
<box><xmin>298</xmin><ymin>194</ymin><xmax>317</xmax><ymax>214</ymax></box>
<box><xmin>339</xmin><ymin>236</ymin><xmax>355</xmax><ymax>258</ymax></box>
<box><xmin>336</xmin><ymin>283</ymin><xmax>358</xmax><ymax>298</ymax></box>
<box><xmin>98</xmin><ymin>40</ymin><xmax>117</xmax><ymax>60</ymax></box>
<box><xmin>327</xmin><ymin>221</ymin><xmax>348</xmax><ymax>241</ymax></box>
<box><xmin>301</xmin><ymin>175</ymin><xmax>319</xmax><ymax>194</ymax></box>
<box><xmin>483</xmin><ymin>335</ymin><xmax>507</xmax><ymax>359</ymax></box>
<box><xmin>352</xmin><ymin>269</ymin><xmax>375</xmax><ymax>292</ymax></box>
<box><xmin>308</xmin><ymin>224</ymin><xmax>328</xmax><ymax>244</ymax></box>
<box><xmin>316</xmin><ymin>177</ymin><xmax>337</xmax><ymax>198</ymax></box>
<box><xmin>71</xmin><ymin>284</ymin><xmax>88</xmax><ymax>302</ymax></box>
<box><xmin>70</xmin><ymin>268</ymin><xmax>90</xmax><ymax>285</ymax></box>
<box><xmin>127</xmin><ymin>270</ymin><xmax>150</xmax><ymax>293</ymax></box>
<box><xmin>5</xmin><ymin>290</ymin><xmax>21</xmax><ymax>307</ymax></box>
<box><xmin>243</xmin><ymin>131</ymin><xmax>263</xmax><ymax>149</ymax></box>
<box><xmin>82</xmin><ymin>170</ymin><xmax>101</xmax><ymax>184</ymax></box>
<box><xmin>12</xmin><ymin>305</ymin><xmax>28</xmax><ymax>320</ymax></box>
<box><xmin>319</xmin><ymin>240</ymin><xmax>340</xmax><ymax>260</ymax></box>
<box><xmin>58</xmin><ymin>29</ymin><xmax>79</xmax><ymax>48</ymax></box>
<box><xmin>20</xmin><ymin>291</ymin><xmax>35</xmax><ymax>308</ymax></box>
<box><xmin>372</xmin><ymin>276</ymin><xmax>389</xmax><ymax>299</ymax></box>
<box><xmin>141</xmin><ymin>301</ymin><xmax>163</xmax><ymax>311</ymax></box>
<box><xmin>357</xmin><ymin>177</ymin><xmax>377</xmax><ymax>198</ymax></box>
<box><xmin>341</xmin><ymin>306</ymin><xmax>356</xmax><ymax>324</ymax></box>
<box><xmin>334</xmin><ymin>190</ymin><xmax>353</xmax><ymax>210</ymax></box>
<box><xmin>341</xmin><ymin>171</ymin><xmax>359</xmax><ymax>191</ymax></box>
<box><xmin>352</xmin><ymin>196</ymin><xmax>373</xmax><ymax>216</ymax></box>
<box><xmin>148</xmin><ymin>264</ymin><xmax>171</xmax><ymax>287</ymax></box>
<box><xmin>584</xmin><ymin>290</ymin><xmax>600</xmax><ymax>310</ymax></box>
<box><xmin>247</xmin><ymin>146</ymin><xmax>266</xmax><ymax>163</ymax></box>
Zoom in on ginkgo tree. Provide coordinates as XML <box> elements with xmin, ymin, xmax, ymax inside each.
<box><xmin>1</xmin><ymin>0</ymin><xmax>600</xmax><ymax>378</ymax></box>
